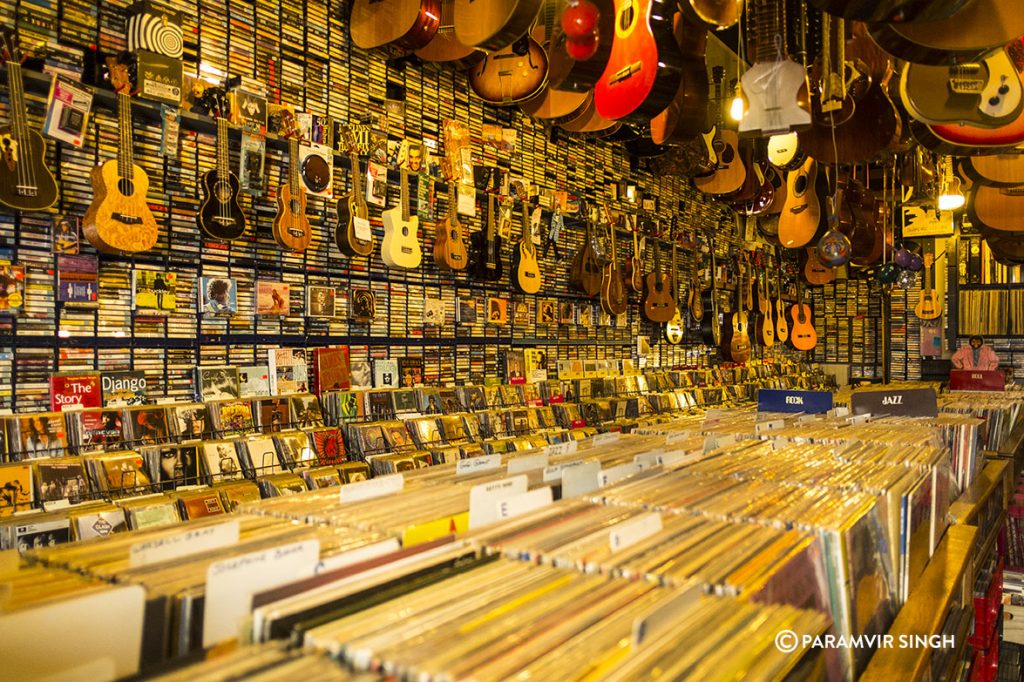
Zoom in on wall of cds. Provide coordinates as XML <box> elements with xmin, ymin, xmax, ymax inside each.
<box><xmin>0</xmin><ymin>0</ymin><xmax>790</xmax><ymax>411</ymax></box>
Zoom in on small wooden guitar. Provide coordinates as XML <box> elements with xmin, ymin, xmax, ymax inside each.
<box><xmin>511</xmin><ymin>204</ymin><xmax>543</xmax><ymax>294</ymax></box>
<box><xmin>754</xmin><ymin>267</ymin><xmax>775</xmax><ymax>348</ymax></box>
<box><xmin>663</xmin><ymin>237</ymin><xmax>685</xmax><ymax>345</ymax></box>
<box><xmin>789</xmin><ymin>281</ymin><xmax>818</xmax><ymax>351</ymax></box>
<box><xmin>626</xmin><ymin>215</ymin><xmax>645</xmax><ymax>294</ymax></box>
<box><xmin>434</xmin><ymin>183</ymin><xmax>470</xmax><ymax>271</ymax></box>
<box><xmin>83</xmin><ymin>59</ymin><xmax>159</xmax><ymax>254</ymax></box>
<box><xmin>778</xmin><ymin>157</ymin><xmax>820</xmax><ymax>249</ymax></box>
<box><xmin>688</xmin><ymin>252</ymin><xmax>705</xmax><ymax>323</ymax></box>
<box><xmin>336</xmin><ymin>145</ymin><xmax>375</xmax><ymax>258</ymax></box>
<box><xmin>350</xmin><ymin>0</ymin><xmax>441</xmax><ymax>50</ymax></box>
<box><xmin>471</xmin><ymin>194</ymin><xmax>504</xmax><ymax>281</ymax></box>
<box><xmin>804</xmin><ymin>246</ymin><xmax>835</xmax><ymax>285</ymax></box>
<box><xmin>915</xmin><ymin>252</ymin><xmax>943</xmax><ymax>320</ymax></box>
<box><xmin>381</xmin><ymin>167</ymin><xmax>423</xmax><ymax>269</ymax></box>
<box><xmin>272</xmin><ymin>138</ymin><xmax>313</xmax><ymax>252</ymax></box>
<box><xmin>773</xmin><ymin>263</ymin><xmax>789</xmax><ymax>343</ymax></box>
<box><xmin>599</xmin><ymin>204</ymin><xmax>628</xmax><ymax>315</ymax></box>
<box><xmin>693</xmin><ymin>67</ymin><xmax>745</xmax><ymax>196</ymax></box>
<box><xmin>454</xmin><ymin>0</ymin><xmax>545</xmax><ymax>51</ymax></box>
<box><xmin>468</xmin><ymin>31</ymin><xmax>549</xmax><ymax>104</ymax></box>
<box><xmin>570</xmin><ymin>205</ymin><xmax>603</xmax><ymax>297</ymax></box>
<box><xmin>197</xmin><ymin>93</ymin><xmax>247</xmax><ymax>241</ymax></box>
<box><xmin>641</xmin><ymin>239</ymin><xmax>676</xmax><ymax>323</ymax></box>
<box><xmin>0</xmin><ymin>28</ymin><xmax>57</xmax><ymax>211</ymax></box>
<box><xmin>721</xmin><ymin>269</ymin><xmax>751</xmax><ymax>362</ymax></box>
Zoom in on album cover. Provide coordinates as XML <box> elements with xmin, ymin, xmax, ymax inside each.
<box><xmin>239</xmin><ymin>132</ymin><xmax>266</xmax><ymax>196</ymax></box>
<box><xmin>268</xmin><ymin>348</ymin><xmax>310</xmax><ymax>394</ymax></box>
<box><xmin>75</xmin><ymin>409</ymin><xmax>126</xmax><ymax>453</ymax></box>
<box><xmin>365</xmin><ymin>391</ymin><xmax>396</xmax><ymax>421</ymax></box>
<box><xmin>167</xmin><ymin>404</ymin><xmax>210</xmax><ymax>441</ymax></box>
<box><xmin>513</xmin><ymin>301</ymin><xmax>530</xmax><ymax>326</ymax></box>
<box><xmin>0</xmin><ymin>262</ymin><xmax>26</xmax><ymax>315</ymax></box>
<box><xmin>259</xmin><ymin>397</ymin><xmax>291</xmax><ymax>432</ymax></box>
<box><xmin>198</xmin><ymin>276</ymin><xmax>238</xmax><ymax>315</ymax></box>
<box><xmin>145</xmin><ymin>445</ymin><xmax>200</xmax><ymax>490</ymax></box>
<box><xmin>307</xmin><ymin>286</ymin><xmax>337</xmax><ymax>318</ymax></box>
<box><xmin>537</xmin><ymin>298</ymin><xmax>557</xmax><ymax>325</ymax></box>
<box><xmin>238</xmin><ymin>365</ymin><xmax>271</xmax><ymax>398</ymax></box>
<box><xmin>195</xmin><ymin>365</ymin><xmax>240</xmax><ymax>401</ymax></box>
<box><xmin>349</xmin><ymin>288</ymin><xmax>376</xmax><ymax>323</ymax></box>
<box><xmin>124</xmin><ymin>407</ymin><xmax>170</xmax><ymax>446</ymax></box>
<box><xmin>313</xmin><ymin>347</ymin><xmax>351</xmax><ymax>394</ymax></box>
<box><xmin>423</xmin><ymin>297</ymin><xmax>445</xmax><ymax>326</ymax></box>
<box><xmin>257</xmin><ymin>281</ymin><xmax>292</xmax><ymax>316</ymax></box>
<box><xmin>52</xmin><ymin>214</ymin><xmax>80</xmax><ymax>254</ymax></box>
<box><xmin>289</xmin><ymin>394</ymin><xmax>324</xmax><ymax>428</ymax></box>
<box><xmin>338</xmin><ymin>461</ymin><xmax>370</xmax><ymax>483</ymax></box>
<box><xmin>393</xmin><ymin>389</ymin><xmax>419</xmax><ymax>415</ymax></box>
<box><xmin>243</xmin><ymin>436</ymin><xmax>283</xmax><ymax>476</ymax></box>
<box><xmin>0</xmin><ymin>463</ymin><xmax>33</xmax><ymax>517</ymax></box>
<box><xmin>132</xmin><ymin>269</ymin><xmax>178</xmax><ymax>314</ymax></box>
<box><xmin>274</xmin><ymin>431</ymin><xmax>315</xmax><ymax>467</ymax></box>
<box><xmin>336</xmin><ymin>391</ymin><xmax>364</xmax><ymax>422</ymax></box>
<box><xmin>179</xmin><ymin>490</ymin><xmax>227</xmax><ymax>519</ymax></box>
<box><xmin>499</xmin><ymin>350</ymin><xmax>527</xmax><ymax>385</ymax></box>
<box><xmin>487</xmin><ymin>297</ymin><xmax>508</xmax><ymax>326</ymax></box>
<box><xmin>14</xmin><ymin>413</ymin><xmax>67</xmax><ymax>459</ymax></box>
<box><xmin>457</xmin><ymin>298</ymin><xmax>477</xmax><ymax>324</ymax></box>
<box><xmin>96</xmin><ymin>452</ymin><xmax>151</xmax><ymax>493</ymax></box>
<box><xmin>201</xmin><ymin>441</ymin><xmax>245</xmax><ymax>482</ymax></box>
<box><xmin>350</xmin><ymin>361</ymin><xmax>373</xmax><ymax>389</ymax></box>
<box><xmin>374</xmin><ymin>359</ymin><xmax>399</xmax><ymax>388</ymax></box>
<box><xmin>524</xmin><ymin>348</ymin><xmax>549</xmax><ymax>383</ymax></box>
<box><xmin>56</xmin><ymin>254</ymin><xmax>98</xmax><ymax>306</ymax></box>
<box><xmin>14</xmin><ymin>518</ymin><xmax>70</xmax><ymax>551</ymax></box>
<box><xmin>74</xmin><ymin>508</ymin><xmax>128</xmax><ymax>540</ymax></box>
<box><xmin>398</xmin><ymin>356</ymin><xmax>424</xmax><ymax>387</ymax></box>
<box><xmin>310</xmin><ymin>427</ymin><xmax>345</xmax><ymax>466</ymax></box>
<box><xmin>559</xmin><ymin>301</ymin><xmax>576</xmax><ymax>325</ymax></box>
<box><xmin>304</xmin><ymin>467</ymin><xmax>342</xmax><ymax>489</ymax></box>
<box><xmin>35</xmin><ymin>458</ymin><xmax>87</xmax><ymax>503</ymax></box>
<box><xmin>418</xmin><ymin>388</ymin><xmax>442</xmax><ymax>414</ymax></box>
<box><xmin>101</xmin><ymin>371</ymin><xmax>148</xmax><ymax>406</ymax></box>
<box><xmin>49</xmin><ymin>372</ymin><xmax>102</xmax><ymax>411</ymax></box>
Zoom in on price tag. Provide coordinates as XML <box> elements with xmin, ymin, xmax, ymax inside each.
<box><xmin>507</xmin><ymin>452</ymin><xmax>549</xmax><ymax>475</ymax></box>
<box><xmin>339</xmin><ymin>474</ymin><xmax>404</xmax><ymax>503</ymax></box>
<box><xmin>353</xmin><ymin>216</ymin><xmax>372</xmax><ymax>242</ymax></box>
<box><xmin>609</xmin><ymin>512</ymin><xmax>662</xmax><ymax>553</ymax></box>
<box><xmin>468</xmin><ymin>475</ymin><xmax>527</xmax><ymax>530</ymax></box>
<box><xmin>456</xmin><ymin>455</ymin><xmax>502</xmax><ymax>475</ymax></box>
<box><xmin>129</xmin><ymin>521</ymin><xmax>240</xmax><ymax>568</ymax></box>
<box><xmin>496</xmin><ymin>486</ymin><xmax>553</xmax><ymax>520</ymax></box>
<box><xmin>546</xmin><ymin>440</ymin><xmax>579</xmax><ymax>456</ymax></box>
<box><xmin>599</xmin><ymin>461</ymin><xmax>641</xmax><ymax>487</ymax></box>
<box><xmin>561</xmin><ymin>461</ymin><xmax>601</xmax><ymax>498</ymax></box>
<box><xmin>592</xmin><ymin>431</ymin><xmax>620</xmax><ymax>446</ymax></box>
<box><xmin>703</xmin><ymin>433</ymin><xmax>736</xmax><ymax>453</ymax></box>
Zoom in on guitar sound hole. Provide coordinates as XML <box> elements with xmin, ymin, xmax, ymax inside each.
<box><xmin>402</xmin><ymin>227</ymin><xmax>409</xmax><ymax>237</ymax></box>
<box><xmin>290</xmin><ymin>199</ymin><xmax>301</xmax><ymax>214</ymax></box>
<box><xmin>720</xmin><ymin>146</ymin><xmax>735</xmax><ymax>165</ymax></box>
<box><xmin>214</xmin><ymin>181</ymin><xmax>233</xmax><ymax>203</ymax></box>
<box><xmin>794</xmin><ymin>175</ymin><xmax>807</xmax><ymax>195</ymax></box>
<box><xmin>619</xmin><ymin>2</ymin><xmax>636</xmax><ymax>32</ymax></box>
<box><xmin>118</xmin><ymin>177</ymin><xmax>136</xmax><ymax>196</ymax></box>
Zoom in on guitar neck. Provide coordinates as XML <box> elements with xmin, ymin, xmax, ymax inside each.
<box><xmin>751</xmin><ymin>0</ymin><xmax>785</xmax><ymax>62</ymax></box>
<box><xmin>400</xmin><ymin>168</ymin><xmax>410</xmax><ymax>222</ymax></box>
<box><xmin>118</xmin><ymin>92</ymin><xmax>135</xmax><ymax>179</ymax></box>
<box><xmin>350</xmin><ymin>153</ymin><xmax>363</xmax><ymax>199</ymax></box>
<box><xmin>217</xmin><ymin>118</ymin><xmax>229</xmax><ymax>180</ymax></box>
<box><xmin>289</xmin><ymin>139</ymin><xmax>300</xmax><ymax>196</ymax></box>
<box><xmin>8</xmin><ymin>62</ymin><xmax>28</xmax><ymax>144</ymax></box>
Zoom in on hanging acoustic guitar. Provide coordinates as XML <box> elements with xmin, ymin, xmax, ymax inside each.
<box><xmin>663</xmin><ymin>236</ymin><xmax>685</xmax><ymax>345</ymax></box>
<box><xmin>511</xmin><ymin>204</ymin><xmax>543</xmax><ymax>294</ymax></box>
<box><xmin>434</xmin><ymin>182</ymin><xmax>470</xmax><ymax>271</ymax></box>
<box><xmin>471</xmin><ymin>194</ymin><xmax>504</xmax><ymax>281</ymax></box>
<box><xmin>197</xmin><ymin>93</ymin><xmax>247</xmax><ymax>241</ymax></box>
<box><xmin>83</xmin><ymin>58</ymin><xmax>159</xmax><ymax>254</ymax></box>
<box><xmin>381</xmin><ymin>167</ymin><xmax>423</xmax><ymax>269</ymax></box>
<box><xmin>271</xmin><ymin>138</ymin><xmax>313</xmax><ymax>252</ymax></box>
<box><xmin>336</xmin><ymin>143</ymin><xmax>375</xmax><ymax>258</ymax></box>
<box><xmin>0</xmin><ymin>28</ymin><xmax>57</xmax><ymax>211</ymax></box>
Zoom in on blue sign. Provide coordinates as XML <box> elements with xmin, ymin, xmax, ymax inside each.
<box><xmin>757</xmin><ymin>389</ymin><xmax>833</xmax><ymax>414</ymax></box>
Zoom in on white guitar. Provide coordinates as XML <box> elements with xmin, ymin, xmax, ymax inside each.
<box><xmin>381</xmin><ymin>167</ymin><xmax>422</xmax><ymax>269</ymax></box>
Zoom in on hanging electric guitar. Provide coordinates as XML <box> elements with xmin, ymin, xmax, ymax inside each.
<box><xmin>381</xmin><ymin>167</ymin><xmax>423</xmax><ymax>269</ymax></box>
<box><xmin>914</xmin><ymin>251</ymin><xmax>943</xmax><ymax>320</ymax></box>
<box><xmin>664</xmin><ymin>236</ymin><xmax>685</xmax><ymax>345</ymax></box>
<box><xmin>271</xmin><ymin>138</ymin><xmax>313</xmax><ymax>252</ymax></box>
<box><xmin>83</xmin><ymin>59</ymin><xmax>159</xmax><ymax>254</ymax></box>
<box><xmin>789</xmin><ymin>280</ymin><xmax>818</xmax><ymax>351</ymax></box>
<box><xmin>520</xmin><ymin>1</ymin><xmax>591</xmax><ymax>124</ymax></box>
<box><xmin>468</xmin><ymin>30</ymin><xmax>549</xmax><ymax>105</ymax></box>
<box><xmin>693</xmin><ymin>67</ymin><xmax>745</xmax><ymax>196</ymax></box>
<box><xmin>778</xmin><ymin>157</ymin><xmax>821</xmax><ymax>249</ymax></box>
<box><xmin>336</xmin><ymin>143</ymin><xmax>375</xmax><ymax>258</ymax></box>
<box><xmin>511</xmin><ymin>204</ymin><xmax>543</xmax><ymax>294</ymax></box>
<box><xmin>0</xmin><ymin>28</ymin><xmax>57</xmax><ymax>211</ymax></box>
<box><xmin>197</xmin><ymin>93</ymin><xmax>247</xmax><ymax>241</ymax></box>
<box><xmin>471</xmin><ymin>194</ymin><xmax>504</xmax><ymax>281</ymax></box>
<box><xmin>570</xmin><ymin>204</ymin><xmax>603</xmax><ymax>297</ymax></box>
<box><xmin>434</xmin><ymin>183</ymin><xmax>470</xmax><ymax>271</ymax></box>
<box><xmin>599</xmin><ymin>203</ymin><xmax>628</xmax><ymax>315</ymax></box>
<box><xmin>641</xmin><ymin>237</ymin><xmax>676</xmax><ymax>323</ymax></box>
<box><xmin>626</xmin><ymin>215</ymin><xmax>645</xmax><ymax>294</ymax></box>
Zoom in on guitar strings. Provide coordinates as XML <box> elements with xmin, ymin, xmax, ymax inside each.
<box><xmin>12</xmin><ymin>62</ymin><xmax>34</xmax><ymax>196</ymax></box>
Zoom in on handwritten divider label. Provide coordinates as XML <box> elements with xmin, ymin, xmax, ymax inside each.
<box><xmin>754</xmin><ymin>419</ymin><xmax>785</xmax><ymax>434</ymax></box>
<box><xmin>665</xmin><ymin>431</ymin><xmax>691</xmax><ymax>445</ymax></box>
<box><xmin>592</xmin><ymin>431</ymin><xmax>621</xmax><ymax>446</ymax></box>
<box><xmin>497</xmin><ymin>487</ymin><xmax>553</xmax><ymax>520</ymax></box>
<box><xmin>456</xmin><ymin>455</ymin><xmax>501</xmax><ymax>476</ymax></box>
<box><xmin>542</xmin><ymin>459</ymin><xmax>586</xmax><ymax>483</ymax></box>
<box><xmin>757</xmin><ymin>389</ymin><xmax>833</xmax><ymax>414</ymax></box>
<box><xmin>829</xmin><ymin>406</ymin><xmax>850</xmax><ymax>417</ymax></box>
<box><xmin>561</xmin><ymin>461</ymin><xmax>602</xmax><ymax>498</ymax></box>
<box><xmin>847</xmin><ymin>413</ymin><xmax>871</xmax><ymax>425</ymax></box>
<box><xmin>339</xmin><ymin>474</ymin><xmax>404</xmax><ymax>503</ymax></box>
<box><xmin>507</xmin><ymin>452</ymin><xmax>549</xmax><ymax>475</ymax></box>
<box><xmin>129</xmin><ymin>521</ymin><xmax>240</xmax><ymax>568</ymax></box>
<box><xmin>610</xmin><ymin>513</ymin><xmax>663</xmax><ymax>553</ymax></box>
<box><xmin>599</xmin><ymin>461</ymin><xmax>642</xmax><ymax>487</ymax></box>
<box><xmin>657</xmin><ymin>449</ymin><xmax>703</xmax><ymax>467</ymax></box>
<box><xmin>545</xmin><ymin>440</ymin><xmax>579</xmax><ymax>456</ymax></box>
<box><xmin>851</xmin><ymin>387</ymin><xmax>937</xmax><ymax>417</ymax></box>
<box><xmin>203</xmin><ymin>539</ymin><xmax>320</xmax><ymax>647</ymax></box>
<box><xmin>703</xmin><ymin>433</ymin><xmax>737</xmax><ymax>453</ymax></box>
<box><xmin>468</xmin><ymin>475</ymin><xmax>528</xmax><ymax>530</ymax></box>
<box><xmin>632</xmin><ymin>584</ymin><xmax>703</xmax><ymax>646</ymax></box>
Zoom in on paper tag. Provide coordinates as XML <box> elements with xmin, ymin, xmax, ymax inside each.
<box><xmin>457</xmin><ymin>455</ymin><xmax>502</xmax><ymax>475</ymax></box>
<box><xmin>496</xmin><ymin>486</ymin><xmax>553</xmax><ymax>520</ymax></box>
<box><xmin>315</xmin><ymin>538</ymin><xmax>400</xmax><ymax>574</ymax></box>
<box><xmin>468</xmin><ymin>475</ymin><xmax>528</xmax><ymax>530</ymax></box>
<box><xmin>665</xmin><ymin>431</ymin><xmax>691</xmax><ymax>445</ymax></box>
<box><xmin>593</xmin><ymin>431</ymin><xmax>620</xmax><ymax>446</ymax></box>
<box><xmin>657</xmin><ymin>449</ymin><xmax>702</xmax><ymax>467</ymax></box>
<box><xmin>632</xmin><ymin>584</ymin><xmax>703</xmax><ymax>646</ymax></box>
<box><xmin>507</xmin><ymin>452</ymin><xmax>549</xmax><ymax>475</ymax></box>
<box><xmin>703</xmin><ymin>433</ymin><xmax>736</xmax><ymax>453</ymax></box>
<box><xmin>42</xmin><ymin>499</ymin><xmax>73</xmax><ymax>512</ymax></box>
<box><xmin>546</xmin><ymin>440</ymin><xmax>578</xmax><ymax>456</ymax></box>
<box><xmin>610</xmin><ymin>512</ymin><xmax>662</xmax><ymax>553</ymax></box>
<box><xmin>203</xmin><ymin>539</ymin><xmax>320</xmax><ymax>647</ymax></box>
<box><xmin>353</xmin><ymin>216</ymin><xmax>372</xmax><ymax>242</ymax></box>
<box><xmin>634</xmin><ymin>451</ymin><xmax>661</xmax><ymax>471</ymax></box>
<box><xmin>796</xmin><ymin>415</ymin><xmax>820</xmax><ymax>424</ymax></box>
<box><xmin>599</xmin><ymin>461</ymin><xmax>641</xmax><ymax>487</ymax></box>
<box><xmin>129</xmin><ymin>521</ymin><xmax>240</xmax><ymax>568</ymax></box>
<box><xmin>401</xmin><ymin>512</ymin><xmax>469</xmax><ymax>546</ymax></box>
<box><xmin>542</xmin><ymin>459</ymin><xmax>586</xmax><ymax>482</ymax></box>
<box><xmin>847</xmin><ymin>413</ymin><xmax>871</xmax><ymax>425</ymax></box>
<box><xmin>339</xmin><ymin>474</ymin><xmax>404</xmax><ymax>503</ymax></box>
<box><xmin>829</xmin><ymin>406</ymin><xmax>850</xmax><ymax>417</ymax></box>
<box><xmin>561</xmin><ymin>461</ymin><xmax>601</xmax><ymax>498</ymax></box>
<box><xmin>755</xmin><ymin>419</ymin><xmax>785</xmax><ymax>434</ymax></box>
<box><xmin>457</xmin><ymin>186</ymin><xmax>476</xmax><ymax>216</ymax></box>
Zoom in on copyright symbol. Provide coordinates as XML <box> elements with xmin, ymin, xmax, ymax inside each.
<box><xmin>775</xmin><ymin>630</ymin><xmax>799</xmax><ymax>653</ymax></box>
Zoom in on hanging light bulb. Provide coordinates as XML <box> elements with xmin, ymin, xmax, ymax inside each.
<box><xmin>729</xmin><ymin>81</ymin><xmax>745</xmax><ymax>122</ymax></box>
<box><xmin>937</xmin><ymin>156</ymin><xmax>965</xmax><ymax>210</ymax></box>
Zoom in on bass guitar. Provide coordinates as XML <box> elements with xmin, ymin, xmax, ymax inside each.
<box><xmin>599</xmin><ymin>204</ymin><xmax>628</xmax><ymax>315</ymax></box>
<box><xmin>434</xmin><ymin>182</ymin><xmax>470</xmax><ymax>271</ymax></box>
<box><xmin>789</xmin><ymin>281</ymin><xmax>818</xmax><ymax>351</ymax></box>
<box><xmin>693</xmin><ymin>67</ymin><xmax>745</xmax><ymax>196</ymax></box>
<box><xmin>778</xmin><ymin>157</ymin><xmax>821</xmax><ymax>249</ymax></box>
<box><xmin>83</xmin><ymin>59</ymin><xmax>159</xmax><ymax>254</ymax></box>
<box><xmin>699</xmin><ymin>234</ymin><xmax>721</xmax><ymax>347</ymax></box>
<box><xmin>197</xmin><ymin>94</ymin><xmax>247</xmax><ymax>241</ymax></box>
<box><xmin>336</xmin><ymin>146</ymin><xmax>375</xmax><ymax>258</ymax></box>
<box><xmin>721</xmin><ymin>266</ymin><xmax>752</xmax><ymax>362</ymax></box>
<box><xmin>641</xmin><ymin>237</ymin><xmax>676</xmax><ymax>323</ymax></box>
<box><xmin>664</xmin><ymin>237</ymin><xmax>685</xmax><ymax>345</ymax></box>
<box><xmin>511</xmin><ymin>204</ymin><xmax>543</xmax><ymax>294</ymax></box>
<box><xmin>468</xmin><ymin>31</ymin><xmax>549</xmax><ymax>104</ymax></box>
<box><xmin>454</xmin><ymin>0</ymin><xmax>545</xmax><ymax>51</ymax></box>
<box><xmin>569</xmin><ymin>205</ymin><xmax>603</xmax><ymax>297</ymax></box>
<box><xmin>471</xmin><ymin>194</ymin><xmax>503</xmax><ymax>281</ymax></box>
<box><xmin>381</xmin><ymin>167</ymin><xmax>423</xmax><ymax>269</ymax></box>
<box><xmin>271</xmin><ymin>138</ymin><xmax>313</xmax><ymax>252</ymax></box>
<box><xmin>688</xmin><ymin>250</ymin><xmax>705</xmax><ymax>323</ymax></box>
<box><xmin>915</xmin><ymin>252</ymin><xmax>942</xmax><ymax>320</ymax></box>
<box><xmin>349</xmin><ymin>0</ymin><xmax>440</xmax><ymax>51</ymax></box>
<box><xmin>593</xmin><ymin>0</ymin><xmax>684</xmax><ymax>123</ymax></box>
<box><xmin>0</xmin><ymin>28</ymin><xmax>57</xmax><ymax>211</ymax></box>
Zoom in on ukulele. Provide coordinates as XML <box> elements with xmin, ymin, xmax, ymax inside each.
<box><xmin>197</xmin><ymin>93</ymin><xmax>247</xmax><ymax>241</ymax></box>
<box><xmin>641</xmin><ymin>235</ymin><xmax>675</xmax><ymax>323</ymax></box>
<box><xmin>454</xmin><ymin>0</ymin><xmax>545</xmax><ymax>51</ymax></box>
<box><xmin>599</xmin><ymin>203</ymin><xmax>628</xmax><ymax>315</ymax></box>
<box><xmin>381</xmin><ymin>167</ymin><xmax>423</xmax><ymax>269</ymax></box>
<box><xmin>773</xmin><ymin>260</ymin><xmax>789</xmax><ymax>343</ymax></box>
<box><xmin>593</xmin><ymin>0</ymin><xmax>684</xmax><ymax>123</ymax></box>
<box><xmin>434</xmin><ymin>183</ymin><xmax>470</xmax><ymax>271</ymax></box>
<box><xmin>754</xmin><ymin>262</ymin><xmax>775</xmax><ymax>348</ymax></box>
<box><xmin>693</xmin><ymin>67</ymin><xmax>745</xmax><ymax>196</ymax></box>
<box><xmin>738</xmin><ymin>0</ymin><xmax>810</xmax><ymax>137</ymax></box>
<box><xmin>663</xmin><ymin>237</ymin><xmax>685</xmax><ymax>345</ymax></box>
<box><xmin>570</xmin><ymin>204</ymin><xmax>603</xmax><ymax>297</ymax></box>
<box><xmin>804</xmin><ymin>246</ymin><xmax>835</xmax><ymax>285</ymax></box>
<box><xmin>468</xmin><ymin>31</ymin><xmax>549</xmax><ymax>105</ymax></box>
<box><xmin>789</xmin><ymin>280</ymin><xmax>818</xmax><ymax>351</ymax></box>
<box><xmin>349</xmin><ymin>0</ymin><xmax>441</xmax><ymax>50</ymax></box>
<box><xmin>0</xmin><ymin>28</ymin><xmax>57</xmax><ymax>211</ymax></box>
<box><xmin>721</xmin><ymin>266</ymin><xmax>751</xmax><ymax>362</ymax></box>
<box><xmin>471</xmin><ymin>194</ymin><xmax>504</xmax><ymax>281</ymax></box>
<box><xmin>336</xmin><ymin>144</ymin><xmax>375</xmax><ymax>258</ymax></box>
<box><xmin>511</xmin><ymin>204</ymin><xmax>543</xmax><ymax>294</ymax></box>
<box><xmin>626</xmin><ymin>215</ymin><xmax>644</xmax><ymax>294</ymax></box>
<box><xmin>699</xmin><ymin>234</ymin><xmax>721</xmax><ymax>347</ymax></box>
<box><xmin>688</xmin><ymin>251</ymin><xmax>705</xmax><ymax>323</ymax></box>
<box><xmin>778</xmin><ymin>157</ymin><xmax>820</xmax><ymax>249</ymax></box>
<box><xmin>271</xmin><ymin>138</ymin><xmax>313</xmax><ymax>252</ymax></box>
<box><xmin>914</xmin><ymin>251</ymin><xmax>943</xmax><ymax>320</ymax></box>
<box><xmin>82</xmin><ymin>59</ymin><xmax>159</xmax><ymax>254</ymax></box>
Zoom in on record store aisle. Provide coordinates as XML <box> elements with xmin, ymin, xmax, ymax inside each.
<box><xmin>1</xmin><ymin>0</ymin><xmax>1024</xmax><ymax>679</ymax></box>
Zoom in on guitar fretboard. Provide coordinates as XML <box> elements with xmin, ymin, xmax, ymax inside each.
<box><xmin>117</xmin><ymin>92</ymin><xmax>135</xmax><ymax>181</ymax></box>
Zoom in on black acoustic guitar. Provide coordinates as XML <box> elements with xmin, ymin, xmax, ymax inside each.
<box><xmin>471</xmin><ymin>193</ymin><xmax>504</xmax><ymax>282</ymax></box>
<box><xmin>197</xmin><ymin>92</ymin><xmax>247</xmax><ymax>240</ymax></box>
<box><xmin>0</xmin><ymin>28</ymin><xmax>58</xmax><ymax>211</ymax></box>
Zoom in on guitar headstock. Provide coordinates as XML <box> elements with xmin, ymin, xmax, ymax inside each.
<box><xmin>105</xmin><ymin>55</ymin><xmax>135</xmax><ymax>95</ymax></box>
<box><xmin>0</xmin><ymin>27</ymin><xmax>21</xmax><ymax>66</ymax></box>
<box><xmin>197</xmin><ymin>86</ymin><xmax>230</xmax><ymax>120</ymax></box>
